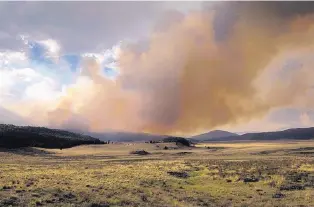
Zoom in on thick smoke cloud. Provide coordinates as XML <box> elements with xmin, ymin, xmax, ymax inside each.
<box><xmin>47</xmin><ymin>2</ymin><xmax>314</xmax><ymax>135</ymax></box>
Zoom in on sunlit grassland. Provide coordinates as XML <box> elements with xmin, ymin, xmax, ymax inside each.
<box><xmin>1</xmin><ymin>141</ymin><xmax>314</xmax><ymax>206</ymax></box>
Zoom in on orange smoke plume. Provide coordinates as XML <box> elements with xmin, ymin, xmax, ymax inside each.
<box><xmin>47</xmin><ymin>3</ymin><xmax>314</xmax><ymax>136</ymax></box>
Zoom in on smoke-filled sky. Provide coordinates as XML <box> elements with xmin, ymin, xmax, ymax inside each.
<box><xmin>1</xmin><ymin>1</ymin><xmax>314</xmax><ymax>136</ymax></box>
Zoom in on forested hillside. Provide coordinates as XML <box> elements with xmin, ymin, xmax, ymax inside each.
<box><xmin>0</xmin><ymin>124</ymin><xmax>104</xmax><ymax>149</ymax></box>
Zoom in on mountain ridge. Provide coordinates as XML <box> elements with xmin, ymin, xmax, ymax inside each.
<box><xmin>67</xmin><ymin>130</ymin><xmax>168</xmax><ymax>142</ymax></box>
<box><xmin>203</xmin><ymin>127</ymin><xmax>314</xmax><ymax>142</ymax></box>
<box><xmin>191</xmin><ymin>130</ymin><xmax>238</xmax><ymax>141</ymax></box>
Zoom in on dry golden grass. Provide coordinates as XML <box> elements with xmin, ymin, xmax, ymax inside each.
<box><xmin>1</xmin><ymin>141</ymin><xmax>314</xmax><ymax>207</ymax></box>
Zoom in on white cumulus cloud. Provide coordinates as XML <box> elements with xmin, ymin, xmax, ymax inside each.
<box><xmin>0</xmin><ymin>51</ymin><xmax>28</xmax><ymax>68</ymax></box>
<box><xmin>39</xmin><ymin>39</ymin><xmax>61</xmax><ymax>59</ymax></box>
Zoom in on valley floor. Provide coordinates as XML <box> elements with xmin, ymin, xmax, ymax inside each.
<box><xmin>1</xmin><ymin>141</ymin><xmax>314</xmax><ymax>207</ymax></box>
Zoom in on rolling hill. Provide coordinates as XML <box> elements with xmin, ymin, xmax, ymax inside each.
<box><xmin>203</xmin><ymin>127</ymin><xmax>314</xmax><ymax>142</ymax></box>
<box><xmin>191</xmin><ymin>130</ymin><xmax>238</xmax><ymax>141</ymax></box>
<box><xmin>0</xmin><ymin>124</ymin><xmax>104</xmax><ymax>149</ymax></box>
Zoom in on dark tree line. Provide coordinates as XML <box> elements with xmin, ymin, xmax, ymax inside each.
<box><xmin>145</xmin><ymin>137</ymin><xmax>192</xmax><ymax>147</ymax></box>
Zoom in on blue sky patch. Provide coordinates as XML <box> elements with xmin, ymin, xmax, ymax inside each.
<box><xmin>63</xmin><ymin>54</ymin><xmax>81</xmax><ymax>72</ymax></box>
<box><xmin>28</xmin><ymin>41</ymin><xmax>55</xmax><ymax>66</ymax></box>
<box><xmin>102</xmin><ymin>67</ymin><xmax>119</xmax><ymax>79</ymax></box>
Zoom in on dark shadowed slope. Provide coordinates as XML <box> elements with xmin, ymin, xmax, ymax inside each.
<box><xmin>191</xmin><ymin>130</ymin><xmax>239</xmax><ymax>141</ymax></box>
<box><xmin>0</xmin><ymin>124</ymin><xmax>104</xmax><ymax>149</ymax></box>
<box><xmin>203</xmin><ymin>127</ymin><xmax>314</xmax><ymax>142</ymax></box>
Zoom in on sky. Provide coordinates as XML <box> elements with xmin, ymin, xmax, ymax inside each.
<box><xmin>1</xmin><ymin>2</ymin><xmax>314</xmax><ymax>136</ymax></box>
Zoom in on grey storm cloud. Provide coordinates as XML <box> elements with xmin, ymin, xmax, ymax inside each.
<box><xmin>1</xmin><ymin>1</ymin><xmax>314</xmax><ymax>52</ymax></box>
<box><xmin>0</xmin><ymin>1</ymin><xmax>202</xmax><ymax>53</ymax></box>
<box><xmin>205</xmin><ymin>1</ymin><xmax>314</xmax><ymax>42</ymax></box>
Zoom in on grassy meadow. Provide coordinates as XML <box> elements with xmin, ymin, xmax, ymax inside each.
<box><xmin>1</xmin><ymin>141</ymin><xmax>314</xmax><ymax>207</ymax></box>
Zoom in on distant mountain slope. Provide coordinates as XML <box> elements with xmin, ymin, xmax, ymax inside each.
<box><xmin>71</xmin><ymin>130</ymin><xmax>194</xmax><ymax>143</ymax></box>
<box><xmin>204</xmin><ymin>127</ymin><xmax>314</xmax><ymax>142</ymax></box>
<box><xmin>192</xmin><ymin>130</ymin><xmax>238</xmax><ymax>140</ymax></box>
<box><xmin>0</xmin><ymin>124</ymin><xmax>104</xmax><ymax>149</ymax></box>
<box><xmin>81</xmin><ymin>131</ymin><xmax>167</xmax><ymax>142</ymax></box>
<box><xmin>0</xmin><ymin>107</ymin><xmax>27</xmax><ymax>126</ymax></box>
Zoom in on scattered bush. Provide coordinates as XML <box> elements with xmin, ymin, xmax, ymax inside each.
<box><xmin>272</xmin><ymin>192</ymin><xmax>285</xmax><ymax>198</ymax></box>
<box><xmin>243</xmin><ymin>177</ymin><xmax>259</xmax><ymax>183</ymax></box>
<box><xmin>130</xmin><ymin>150</ymin><xmax>150</xmax><ymax>155</ymax></box>
<box><xmin>280</xmin><ymin>184</ymin><xmax>305</xmax><ymax>191</ymax></box>
<box><xmin>167</xmin><ymin>171</ymin><xmax>189</xmax><ymax>178</ymax></box>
